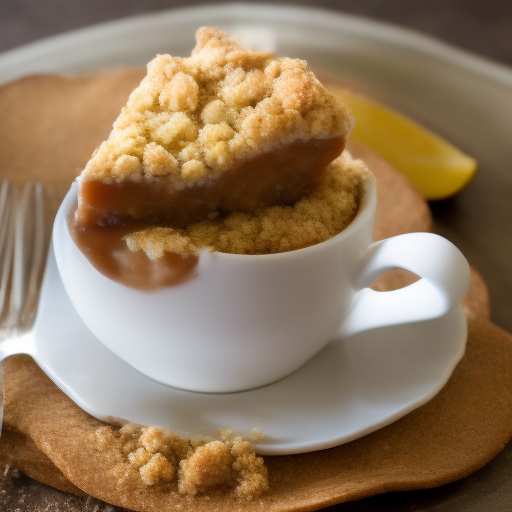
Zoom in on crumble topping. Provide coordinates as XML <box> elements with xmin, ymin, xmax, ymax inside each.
<box><xmin>80</xmin><ymin>27</ymin><xmax>352</xmax><ymax>187</ymax></box>
<box><xmin>124</xmin><ymin>151</ymin><xmax>370</xmax><ymax>258</ymax></box>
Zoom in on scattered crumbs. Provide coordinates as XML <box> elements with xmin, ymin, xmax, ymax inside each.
<box><xmin>95</xmin><ymin>423</ymin><xmax>269</xmax><ymax>499</ymax></box>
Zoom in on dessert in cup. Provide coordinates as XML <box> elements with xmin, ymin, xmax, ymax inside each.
<box><xmin>55</xmin><ymin>27</ymin><xmax>470</xmax><ymax>394</ymax></box>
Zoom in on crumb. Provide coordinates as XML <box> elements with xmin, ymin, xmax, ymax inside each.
<box><xmin>231</xmin><ymin>437</ymin><xmax>269</xmax><ymax>499</ymax></box>
<box><xmin>139</xmin><ymin>426</ymin><xmax>169</xmax><ymax>453</ymax></box>
<box><xmin>124</xmin><ymin>228</ymin><xmax>202</xmax><ymax>259</ymax></box>
<box><xmin>95</xmin><ymin>425</ymin><xmax>116</xmax><ymax>448</ymax></box>
<box><xmin>128</xmin><ymin>446</ymin><xmax>153</xmax><ymax>469</ymax></box>
<box><xmin>178</xmin><ymin>441</ymin><xmax>233</xmax><ymax>494</ymax></box>
<box><xmin>140</xmin><ymin>453</ymin><xmax>175</xmax><ymax>486</ymax></box>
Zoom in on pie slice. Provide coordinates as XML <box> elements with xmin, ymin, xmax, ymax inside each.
<box><xmin>75</xmin><ymin>27</ymin><xmax>354</xmax><ymax>228</ymax></box>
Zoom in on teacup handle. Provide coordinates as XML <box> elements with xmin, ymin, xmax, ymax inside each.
<box><xmin>339</xmin><ymin>233</ymin><xmax>470</xmax><ymax>338</ymax></box>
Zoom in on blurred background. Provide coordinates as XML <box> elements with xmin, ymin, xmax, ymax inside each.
<box><xmin>2</xmin><ymin>0</ymin><xmax>512</xmax><ymax>67</ymax></box>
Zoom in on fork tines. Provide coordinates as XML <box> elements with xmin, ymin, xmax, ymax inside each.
<box><xmin>0</xmin><ymin>181</ymin><xmax>46</xmax><ymax>333</ymax></box>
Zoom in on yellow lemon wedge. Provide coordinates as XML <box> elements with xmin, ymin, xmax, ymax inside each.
<box><xmin>331</xmin><ymin>86</ymin><xmax>477</xmax><ymax>200</ymax></box>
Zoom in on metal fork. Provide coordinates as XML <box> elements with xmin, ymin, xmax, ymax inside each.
<box><xmin>0</xmin><ymin>181</ymin><xmax>46</xmax><ymax>437</ymax></box>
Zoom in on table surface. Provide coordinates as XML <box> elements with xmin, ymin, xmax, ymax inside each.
<box><xmin>1</xmin><ymin>1</ymin><xmax>512</xmax><ymax>511</ymax></box>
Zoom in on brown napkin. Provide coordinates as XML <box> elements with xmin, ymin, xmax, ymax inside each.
<box><xmin>0</xmin><ymin>69</ymin><xmax>508</xmax><ymax>511</ymax></box>
<box><xmin>2</xmin><ymin>315</ymin><xmax>511</xmax><ymax>511</ymax></box>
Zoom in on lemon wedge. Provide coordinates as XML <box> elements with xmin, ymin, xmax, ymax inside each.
<box><xmin>331</xmin><ymin>86</ymin><xmax>477</xmax><ymax>200</ymax></box>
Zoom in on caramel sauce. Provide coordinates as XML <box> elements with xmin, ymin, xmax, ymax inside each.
<box><xmin>77</xmin><ymin>136</ymin><xmax>346</xmax><ymax>227</ymax></box>
<box><xmin>68</xmin><ymin>213</ymin><xmax>199</xmax><ymax>290</ymax></box>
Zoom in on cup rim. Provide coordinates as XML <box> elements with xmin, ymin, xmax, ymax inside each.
<box><xmin>58</xmin><ymin>174</ymin><xmax>376</xmax><ymax>261</ymax></box>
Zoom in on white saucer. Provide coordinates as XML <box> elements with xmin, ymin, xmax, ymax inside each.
<box><xmin>21</xmin><ymin>247</ymin><xmax>466</xmax><ymax>455</ymax></box>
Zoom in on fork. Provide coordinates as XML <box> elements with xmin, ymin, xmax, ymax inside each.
<box><xmin>0</xmin><ymin>181</ymin><xmax>47</xmax><ymax>437</ymax></box>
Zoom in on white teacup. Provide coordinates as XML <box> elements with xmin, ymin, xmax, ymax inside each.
<box><xmin>53</xmin><ymin>177</ymin><xmax>470</xmax><ymax>393</ymax></box>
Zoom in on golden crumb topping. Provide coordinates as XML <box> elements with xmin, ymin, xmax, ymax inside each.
<box><xmin>95</xmin><ymin>423</ymin><xmax>268</xmax><ymax>499</ymax></box>
<box><xmin>79</xmin><ymin>26</ymin><xmax>352</xmax><ymax>186</ymax></box>
<box><xmin>124</xmin><ymin>151</ymin><xmax>370</xmax><ymax>258</ymax></box>
<box><xmin>178</xmin><ymin>441</ymin><xmax>233</xmax><ymax>494</ymax></box>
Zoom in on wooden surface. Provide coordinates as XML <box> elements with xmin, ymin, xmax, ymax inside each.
<box><xmin>1</xmin><ymin>1</ymin><xmax>512</xmax><ymax>511</ymax></box>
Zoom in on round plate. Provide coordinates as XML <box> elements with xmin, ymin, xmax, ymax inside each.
<box><xmin>1</xmin><ymin>3</ymin><xmax>487</xmax><ymax>456</ymax></box>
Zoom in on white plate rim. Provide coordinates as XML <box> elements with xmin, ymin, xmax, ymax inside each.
<box><xmin>1</xmin><ymin>3</ymin><xmax>512</xmax><ymax>88</ymax></box>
